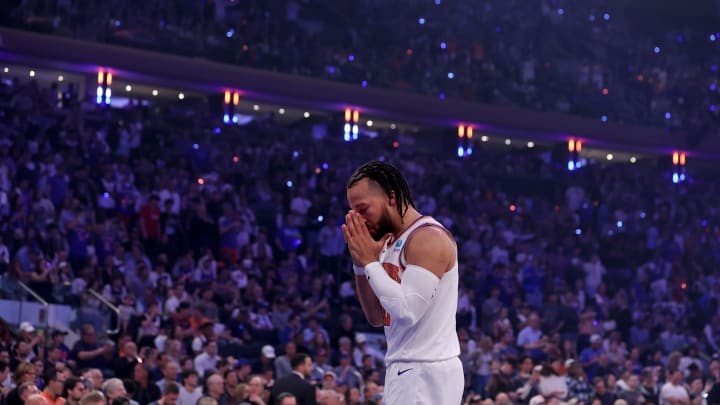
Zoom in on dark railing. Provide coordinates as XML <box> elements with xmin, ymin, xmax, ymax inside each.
<box><xmin>87</xmin><ymin>289</ymin><xmax>121</xmax><ymax>336</ymax></box>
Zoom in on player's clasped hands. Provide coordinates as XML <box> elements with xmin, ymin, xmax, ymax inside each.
<box><xmin>342</xmin><ymin>210</ymin><xmax>391</xmax><ymax>267</ymax></box>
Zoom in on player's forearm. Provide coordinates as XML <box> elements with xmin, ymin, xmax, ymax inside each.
<box><xmin>364</xmin><ymin>262</ymin><xmax>438</xmax><ymax>326</ymax></box>
<box><xmin>355</xmin><ymin>276</ymin><xmax>384</xmax><ymax>327</ymax></box>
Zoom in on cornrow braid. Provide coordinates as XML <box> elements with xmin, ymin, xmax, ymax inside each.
<box><xmin>347</xmin><ymin>161</ymin><xmax>415</xmax><ymax>222</ymax></box>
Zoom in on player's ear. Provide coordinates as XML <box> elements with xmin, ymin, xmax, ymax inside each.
<box><xmin>387</xmin><ymin>190</ymin><xmax>396</xmax><ymax>207</ymax></box>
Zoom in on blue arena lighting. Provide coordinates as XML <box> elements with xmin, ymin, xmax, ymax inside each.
<box><xmin>457</xmin><ymin>146</ymin><xmax>464</xmax><ymax>157</ymax></box>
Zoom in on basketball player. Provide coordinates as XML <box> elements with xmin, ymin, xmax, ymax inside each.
<box><xmin>342</xmin><ymin>161</ymin><xmax>463</xmax><ymax>404</ymax></box>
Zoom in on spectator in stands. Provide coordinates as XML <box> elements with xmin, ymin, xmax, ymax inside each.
<box><xmin>0</xmin><ymin>360</ymin><xmax>9</xmax><ymax>401</ymax></box>
<box><xmin>81</xmin><ymin>370</ymin><xmax>103</xmax><ymax>392</ymax></box>
<box><xmin>25</xmin><ymin>393</ymin><xmax>48</xmax><ymax>405</ymax></box>
<box><xmin>244</xmin><ymin>375</ymin><xmax>267</xmax><ymax>405</ymax></box>
<box><xmin>78</xmin><ymin>391</ymin><xmax>105</xmax><ymax>405</ymax></box>
<box><xmin>659</xmin><ymin>369</ymin><xmax>690</xmax><ymax>405</ymax></box>
<box><xmin>593</xmin><ymin>376</ymin><xmax>617</xmax><ymax>405</ymax></box>
<box><xmin>71</xmin><ymin>325</ymin><xmax>113</xmax><ymax>372</ymax></box>
<box><xmin>275</xmin><ymin>393</ymin><xmax>297</xmax><ymax>405</ymax></box>
<box><xmin>148</xmin><ymin>382</ymin><xmax>179</xmax><ymax>405</ymax></box>
<box><xmin>156</xmin><ymin>361</ymin><xmax>179</xmax><ymax>393</ymax></box>
<box><xmin>132</xmin><ymin>364</ymin><xmax>161</xmax><ymax>405</ymax></box>
<box><xmin>332</xmin><ymin>353</ymin><xmax>361</xmax><ymax>391</ymax></box>
<box><xmin>40</xmin><ymin>367</ymin><xmax>66</xmax><ymax>405</ymax></box>
<box><xmin>9</xmin><ymin>381</ymin><xmax>39</xmax><ymax>405</ymax></box>
<box><xmin>269</xmin><ymin>354</ymin><xmax>316</xmax><ymax>405</ymax></box>
<box><xmin>101</xmin><ymin>379</ymin><xmax>126</xmax><ymax>402</ymax></box>
<box><xmin>203</xmin><ymin>374</ymin><xmax>227</xmax><ymax>405</ymax></box>
<box><xmin>350</xmin><ymin>336</ymin><xmax>381</xmax><ymax>370</ymax></box>
<box><xmin>6</xmin><ymin>364</ymin><xmax>37</xmax><ymax>405</ymax></box>
<box><xmin>62</xmin><ymin>377</ymin><xmax>86</xmax><ymax>405</ymax></box>
<box><xmin>274</xmin><ymin>343</ymin><xmax>296</xmax><ymax>381</ymax></box>
<box><xmin>194</xmin><ymin>342</ymin><xmax>221</xmax><ymax>378</ymax></box>
<box><xmin>565</xmin><ymin>360</ymin><xmax>593</xmax><ymax>404</ymax></box>
<box><xmin>115</xmin><ymin>342</ymin><xmax>139</xmax><ymax>380</ymax></box>
<box><xmin>518</xmin><ymin>314</ymin><xmax>546</xmax><ymax>360</ymax></box>
<box><xmin>177</xmin><ymin>370</ymin><xmax>202</xmax><ymax>405</ymax></box>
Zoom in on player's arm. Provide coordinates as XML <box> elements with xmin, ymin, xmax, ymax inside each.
<box><xmin>354</xmin><ymin>274</ymin><xmax>384</xmax><ymax>327</ymax></box>
<box><xmin>342</xmin><ymin>211</ymin><xmax>388</xmax><ymax>327</ymax></box>
<box><xmin>363</xmin><ymin>227</ymin><xmax>454</xmax><ymax>326</ymax></box>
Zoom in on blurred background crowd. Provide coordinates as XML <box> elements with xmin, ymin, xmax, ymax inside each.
<box><xmin>1</xmin><ymin>0</ymin><xmax>720</xmax><ymax>405</ymax></box>
<box><xmin>3</xmin><ymin>0</ymin><xmax>720</xmax><ymax>139</ymax></box>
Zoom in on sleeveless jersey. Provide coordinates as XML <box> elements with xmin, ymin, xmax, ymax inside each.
<box><xmin>378</xmin><ymin>216</ymin><xmax>460</xmax><ymax>365</ymax></box>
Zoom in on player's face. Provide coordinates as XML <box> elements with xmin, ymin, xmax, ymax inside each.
<box><xmin>347</xmin><ymin>179</ymin><xmax>396</xmax><ymax>241</ymax></box>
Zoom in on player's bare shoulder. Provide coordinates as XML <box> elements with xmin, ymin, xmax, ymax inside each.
<box><xmin>403</xmin><ymin>225</ymin><xmax>456</xmax><ymax>278</ymax></box>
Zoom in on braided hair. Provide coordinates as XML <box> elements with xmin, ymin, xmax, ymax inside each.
<box><xmin>347</xmin><ymin>161</ymin><xmax>415</xmax><ymax>221</ymax></box>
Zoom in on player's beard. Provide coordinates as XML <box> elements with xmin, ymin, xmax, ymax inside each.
<box><xmin>370</xmin><ymin>205</ymin><xmax>395</xmax><ymax>241</ymax></box>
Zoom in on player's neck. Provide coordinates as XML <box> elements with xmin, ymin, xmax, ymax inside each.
<box><xmin>394</xmin><ymin>208</ymin><xmax>422</xmax><ymax>237</ymax></box>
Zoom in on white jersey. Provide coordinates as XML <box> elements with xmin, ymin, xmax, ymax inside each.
<box><xmin>378</xmin><ymin>216</ymin><xmax>460</xmax><ymax>365</ymax></box>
